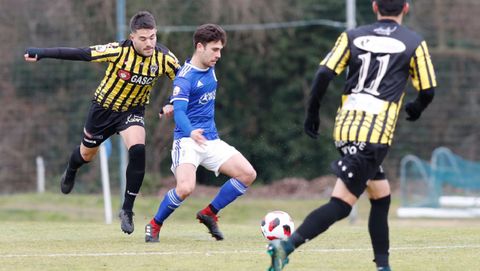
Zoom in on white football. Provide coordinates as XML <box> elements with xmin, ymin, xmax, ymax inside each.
<box><xmin>261</xmin><ymin>210</ymin><xmax>294</xmax><ymax>240</ymax></box>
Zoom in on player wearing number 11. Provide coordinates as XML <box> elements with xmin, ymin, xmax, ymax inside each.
<box><xmin>267</xmin><ymin>0</ymin><xmax>437</xmax><ymax>270</ymax></box>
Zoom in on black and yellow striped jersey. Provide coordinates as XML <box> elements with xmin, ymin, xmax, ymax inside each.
<box><xmin>89</xmin><ymin>40</ymin><xmax>180</xmax><ymax>111</ymax></box>
<box><xmin>320</xmin><ymin>19</ymin><xmax>437</xmax><ymax>145</ymax></box>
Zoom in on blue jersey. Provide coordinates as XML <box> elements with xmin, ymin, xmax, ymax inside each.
<box><xmin>171</xmin><ymin>61</ymin><xmax>219</xmax><ymax>140</ymax></box>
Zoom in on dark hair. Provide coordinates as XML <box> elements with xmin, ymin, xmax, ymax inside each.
<box><xmin>193</xmin><ymin>24</ymin><xmax>227</xmax><ymax>48</ymax></box>
<box><xmin>374</xmin><ymin>0</ymin><xmax>406</xmax><ymax>16</ymax></box>
<box><xmin>130</xmin><ymin>11</ymin><xmax>156</xmax><ymax>32</ymax></box>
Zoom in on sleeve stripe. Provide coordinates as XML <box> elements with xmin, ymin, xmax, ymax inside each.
<box><xmin>161</xmin><ymin>52</ymin><xmax>166</xmax><ymax>77</ymax></box>
<box><xmin>321</xmin><ymin>32</ymin><xmax>346</xmax><ymax>66</ymax></box>
<box><xmin>321</xmin><ymin>32</ymin><xmax>350</xmax><ymax>74</ymax></box>
<box><xmin>170</xmin><ymin>97</ymin><xmax>189</xmax><ymax>103</ymax></box>
<box><xmin>333</xmin><ymin>48</ymin><xmax>350</xmax><ymax>74</ymax></box>
<box><xmin>411</xmin><ymin>41</ymin><xmax>437</xmax><ymax>91</ymax></box>
<box><xmin>422</xmin><ymin>42</ymin><xmax>437</xmax><ymax>88</ymax></box>
<box><xmin>419</xmin><ymin>42</ymin><xmax>434</xmax><ymax>89</ymax></box>
<box><xmin>167</xmin><ymin>61</ymin><xmax>178</xmax><ymax>80</ymax></box>
<box><xmin>413</xmin><ymin>53</ymin><xmax>423</xmax><ymax>90</ymax></box>
<box><xmin>90</xmin><ymin>53</ymin><xmax>119</xmax><ymax>61</ymax></box>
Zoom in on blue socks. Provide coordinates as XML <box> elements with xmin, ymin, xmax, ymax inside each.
<box><xmin>211</xmin><ymin>178</ymin><xmax>247</xmax><ymax>213</ymax></box>
<box><xmin>154</xmin><ymin>179</ymin><xmax>247</xmax><ymax>224</ymax></box>
<box><xmin>154</xmin><ymin>189</ymin><xmax>183</xmax><ymax>224</ymax></box>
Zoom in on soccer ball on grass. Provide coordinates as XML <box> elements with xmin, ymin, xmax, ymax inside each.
<box><xmin>261</xmin><ymin>210</ymin><xmax>294</xmax><ymax>240</ymax></box>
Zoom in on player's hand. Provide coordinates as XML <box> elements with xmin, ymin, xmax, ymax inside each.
<box><xmin>24</xmin><ymin>48</ymin><xmax>41</xmax><ymax>62</ymax></box>
<box><xmin>405</xmin><ymin>101</ymin><xmax>422</xmax><ymax>121</ymax></box>
<box><xmin>159</xmin><ymin>104</ymin><xmax>173</xmax><ymax>119</ymax></box>
<box><xmin>304</xmin><ymin>114</ymin><xmax>320</xmax><ymax>139</ymax></box>
<box><xmin>190</xmin><ymin>129</ymin><xmax>207</xmax><ymax>146</ymax></box>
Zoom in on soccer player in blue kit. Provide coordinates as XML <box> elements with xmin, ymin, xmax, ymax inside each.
<box><xmin>145</xmin><ymin>24</ymin><xmax>257</xmax><ymax>242</ymax></box>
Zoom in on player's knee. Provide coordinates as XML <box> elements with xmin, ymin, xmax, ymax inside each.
<box><xmin>175</xmin><ymin>182</ymin><xmax>195</xmax><ymax>199</ymax></box>
<box><xmin>80</xmin><ymin>147</ymin><xmax>98</xmax><ymax>162</ymax></box>
<box><xmin>370</xmin><ymin>195</ymin><xmax>391</xmax><ymax>209</ymax></box>
<box><xmin>240</xmin><ymin>167</ymin><xmax>256</xmax><ymax>186</ymax></box>
<box><xmin>246</xmin><ymin>167</ymin><xmax>257</xmax><ymax>184</ymax></box>
<box><xmin>330</xmin><ymin>197</ymin><xmax>352</xmax><ymax>220</ymax></box>
<box><xmin>128</xmin><ymin>144</ymin><xmax>146</xmax><ymax>170</ymax></box>
<box><xmin>128</xmin><ymin>144</ymin><xmax>145</xmax><ymax>159</ymax></box>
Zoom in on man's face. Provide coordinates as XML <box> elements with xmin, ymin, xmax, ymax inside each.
<box><xmin>197</xmin><ymin>40</ymin><xmax>223</xmax><ymax>68</ymax></box>
<box><xmin>130</xmin><ymin>28</ymin><xmax>157</xmax><ymax>57</ymax></box>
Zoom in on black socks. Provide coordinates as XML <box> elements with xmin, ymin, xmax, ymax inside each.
<box><xmin>122</xmin><ymin>144</ymin><xmax>146</xmax><ymax>211</ymax></box>
<box><xmin>68</xmin><ymin>145</ymin><xmax>87</xmax><ymax>171</ymax></box>
<box><xmin>369</xmin><ymin>195</ymin><xmax>391</xmax><ymax>268</ymax></box>
<box><xmin>290</xmin><ymin>197</ymin><xmax>352</xmax><ymax>248</ymax></box>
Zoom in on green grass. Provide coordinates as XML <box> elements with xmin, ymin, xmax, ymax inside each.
<box><xmin>1</xmin><ymin>193</ymin><xmax>480</xmax><ymax>270</ymax></box>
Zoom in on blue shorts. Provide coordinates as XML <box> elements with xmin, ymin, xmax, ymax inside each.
<box><xmin>331</xmin><ymin>141</ymin><xmax>389</xmax><ymax>198</ymax></box>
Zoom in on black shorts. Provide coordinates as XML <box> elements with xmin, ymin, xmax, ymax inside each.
<box><xmin>331</xmin><ymin>141</ymin><xmax>389</xmax><ymax>198</ymax></box>
<box><xmin>82</xmin><ymin>102</ymin><xmax>145</xmax><ymax>148</ymax></box>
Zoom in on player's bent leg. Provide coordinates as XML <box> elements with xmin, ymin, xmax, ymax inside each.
<box><xmin>145</xmin><ymin>164</ymin><xmax>195</xmax><ymax>242</ymax></box>
<box><xmin>173</xmin><ymin>163</ymin><xmax>224</xmax><ymax>240</ymax></box>
<box><xmin>219</xmin><ymin>153</ymin><xmax>257</xmax><ymax>186</ymax></box>
<box><xmin>146</xmin><ymin>189</ymin><xmax>184</xmax><ymax>243</ymax></box>
<box><xmin>196</xmin><ymin>154</ymin><xmax>256</xmax><ymax>240</ymax></box>
<box><xmin>267</xmin><ymin>179</ymin><xmax>355</xmax><ymax>269</ymax></box>
<box><xmin>60</xmin><ymin>144</ymin><xmax>95</xmax><ymax>194</ymax></box>
<box><xmin>195</xmin><ymin>169</ymin><xmax>225</xmax><ymax>240</ymax></box>
<box><xmin>208</xmin><ymin>153</ymin><xmax>256</xmax><ymax>213</ymax></box>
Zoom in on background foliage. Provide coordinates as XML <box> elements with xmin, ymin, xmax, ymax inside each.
<box><xmin>1</xmin><ymin>0</ymin><xmax>479</xmax><ymax>193</ymax></box>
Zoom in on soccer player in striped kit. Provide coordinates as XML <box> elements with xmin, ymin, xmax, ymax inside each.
<box><xmin>145</xmin><ymin>24</ymin><xmax>256</xmax><ymax>242</ymax></box>
<box><xmin>268</xmin><ymin>0</ymin><xmax>437</xmax><ymax>270</ymax></box>
<box><xmin>24</xmin><ymin>11</ymin><xmax>180</xmax><ymax>235</ymax></box>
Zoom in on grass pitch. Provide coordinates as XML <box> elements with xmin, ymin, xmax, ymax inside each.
<box><xmin>1</xmin><ymin>193</ymin><xmax>480</xmax><ymax>271</ymax></box>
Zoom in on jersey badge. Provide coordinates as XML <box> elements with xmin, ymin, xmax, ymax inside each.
<box><xmin>94</xmin><ymin>45</ymin><xmax>107</xmax><ymax>53</ymax></box>
<box><xmin>373</xmin><ymin>26</ymin><xmax>398</xmax><ymax>36</ymax></box>
<box><xmin>150</xmin><ymin>64</ymin><xmax>158</xmax><ymax>74</ymax></box>
<box><xmin>117</xmin><ymin>70</ymin><xmax>132</xmax><ymax>81</ymax></box>
<box><xmin>173</xmin><ymin>86</ymin><xmax>180</xmax><ymax>96</ymax></box>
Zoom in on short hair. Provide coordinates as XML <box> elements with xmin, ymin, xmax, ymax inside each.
<box><xmin>130</xmin><ymin>11</ymin><xmax>156</xmax><ymax>32</ymax></box>
<box><xmin>193</xmin><ymin>24</ymin><xmax>227</xmax><ymax>48</ymax></box>
<box><xmin>374</xmin><ymin>0</ymin><xmax>406</xmax><ymax>16</ymax></box>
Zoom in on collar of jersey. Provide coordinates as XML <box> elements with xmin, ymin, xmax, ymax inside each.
<box><xmin>185</xmin><ymin>59</ymin><xmax>210</xmax><ymax>72</ymax></box>
<box><xmin>377</xmin><ymin>19</ymin><xmax>399</xmax><ymax>25</ymax></box>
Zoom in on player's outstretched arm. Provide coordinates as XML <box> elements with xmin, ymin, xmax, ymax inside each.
<box><xmin>24</xmin><ymin>47</ymin><xmax>93</xmax><ymax>62</ymax></box>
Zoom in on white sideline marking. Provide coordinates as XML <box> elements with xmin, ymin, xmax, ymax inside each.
<box><xmin>1</xmin><ymin>244</ymin><xmax>480</xmax><ymax>258</ymax></box>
